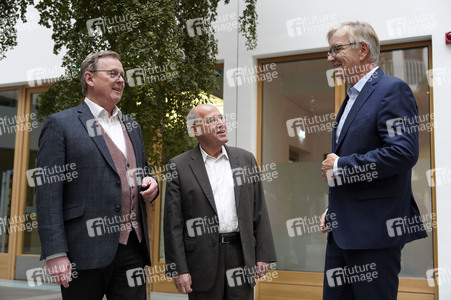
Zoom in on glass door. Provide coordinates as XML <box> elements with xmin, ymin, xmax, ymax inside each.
<box><xmin>0</xmin><ymin>88</ymin><xmax>21</xmax><ymax>279</ymax></box>
<box><xmin>261</xmin><ymin>56</ymin><xmax>334</xmax><ymax>272</ymax></box>
<box><xmin>14</xmin><ymin>88</ymin><xmax>47</xmax><ymax>280</ymax></box>
<box><xmin>0</xmin><ymin>90</ymin><xmax>19</xmax><ymax>256</ymax></box>
<box><xmin>379</xmin><ymin>45</ymin><xmax>434</xmax><ymax>278</ymax></box>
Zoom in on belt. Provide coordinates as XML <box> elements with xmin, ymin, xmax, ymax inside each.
<box><xmin>219</xmin><ymin>232</ymin><xmax>240</xmax><ymax>244</ymax></box>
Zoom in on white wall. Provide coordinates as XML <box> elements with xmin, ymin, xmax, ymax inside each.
<box><xmin>0</xmin><ymin>7</ymin><xmax>64</xmax><ymax>86</ymax></box>
<box><xmin>2</xmin><ymin>0</ymin><xmax>451</xmax><ymax>297</ymax></box>
<box><xmin>216</xmin><ymin>0</ymin><xmax>451</xmax><ymax>298</ymax></box>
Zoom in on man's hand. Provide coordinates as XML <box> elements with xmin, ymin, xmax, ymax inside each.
<box><xmin>174</xmin><ymin>273</ymin><xmax>193</xmax><ymax>294</ymax></box>
<box><xmin>46</xmin><ymin>256</ymin><xmax>72</xmax><ymax>288</ymax></box>
<box><xmin>320</xmin><ymin>210</ymin><xmax>328</xmax><ymax>233</ymax></box>
<box><xmin>256</xmin><ymin>262</ymin><xmax>270</xmax><ymax>278</ymax></box>
<box><xmin>321</xmin><ymin>153</ymin><xmax>339</xmax><ymax>181</ymax></box>
<box><xmin>141</xmin><ymin>176</ymin><xmax>158</xmax><ymax>202</ymax></box>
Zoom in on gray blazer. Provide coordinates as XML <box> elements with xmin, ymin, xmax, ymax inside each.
<box><xmin>35</xmin><ymin>101</ymin><xmax>157</xmax><ymax>270</ymax></box>
<box><xmin>164</xmin><ymin>145</ymin><xmax>276</xmax><ymax>291</ymax></box>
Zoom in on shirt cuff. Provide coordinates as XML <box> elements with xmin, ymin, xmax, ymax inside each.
<box><xmin>333</xmin><ymin>158</ymin><xmax>340</xmax><ymax>176</ymax></box>
<box><xmin>46</xmin><ymin>253</ymin><xmax>67</xmax><ymax>261</ymax></box>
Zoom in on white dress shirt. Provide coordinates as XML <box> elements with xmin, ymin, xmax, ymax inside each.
<box><xmin>334</xmin><ymin>67</ymin><xmax>379</xmax><ymax>174</ymax></box>
<box><xmin>84</xmin><ymin>98</ymin><xmax>127</xmax><ymax>156</ymax></box>
<box><xmin>200</xmin><ymin>145</ymin><xmax>239</xmax><ymax>233</ymax></box>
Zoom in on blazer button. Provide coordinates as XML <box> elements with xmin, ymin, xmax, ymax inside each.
<box><xmin>211</xmin><ymin>242</ymin><xmax>216</xmax><ymax>247</ymax></box>
<box><xmin>116</xmin><ymin>181</ymin><xmax>121</xmax><ymax>187</ymax></box>
<box><xmin>115</xmin><ymin>205</ymin><xmax>121</xmax><ymax>212</ymax></box>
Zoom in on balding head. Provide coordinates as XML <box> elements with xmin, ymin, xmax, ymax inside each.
<box><xmin>186</xmin><ymin>104</ymin><xmax>228</xmax><ymax>156</ymax></box>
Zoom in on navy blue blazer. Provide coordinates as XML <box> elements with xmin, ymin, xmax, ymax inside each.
<box><xmin>328</xmin><ymin>68</ymin><xmax>427</xmax><ymax>250</ymax></box>
<box><xmin>35</xmin><ymin>101</ymin><xmax>157</xmax><ymax>269</ymax></box>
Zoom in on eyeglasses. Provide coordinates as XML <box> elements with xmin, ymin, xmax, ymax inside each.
<box><xmin>91</xmin><ymin>70</ymin><xmax>126</xmax><ymax>81</ymax></box>
<box><xmin>205</xmin><ymin>114</ymin><xmax>226</xmax><ymax>125</ymax></box>
<box><xmin>327</xmin><ymin>42</ymin><xmax>360</xmax><ymax>58</ymax></box>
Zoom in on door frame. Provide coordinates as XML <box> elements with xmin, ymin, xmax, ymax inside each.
<box><xmin>0</xmin><ymin>84</ymin><xmax>50</xmax><ymax>280</ymax></box>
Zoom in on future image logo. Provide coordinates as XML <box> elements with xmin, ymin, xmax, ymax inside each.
<box><xmin>386</xmin><ymin>118</ymin><xmax>406</xmax><ymax>137</ymax></box>
<box><xmin>86</xmin><ymin>18</ymin><xmax>104</xmax><ymax>36</ymax></box>
<box><xmin>126</xmin><ymin>68</ymin><xmax>146</xmax><ymax>87</ymax></box>
<box><xmin>326</xmin><ymin>68</ymin><xmax>344</xmax><ymax>87</ymax></box>
<box><xmin>26</xmin><ymin>164</ymin><xmax>78</xmax><ymax>187</ymax></box>
<box><xmin>86</xmin><ymin>214</ymin><xmax>138</xmax><ymax>237</ymax></box>
<box><xmin>225</xmin><ymin>64</ymin><xmax>278</xmax><ymax>88</ymax></box>
<box><xmin>426</xmin><ymin>267</ymin><xmax>451</xmax><ymax>287</ymax></box>
<box><xmin>286</xmin><ymin>213</ymin><xmax>337</xmax><ymax>237</ymax></box>
<box><xmin>426</xmin><ymin>167</ymin><xmax>451</xmax><ymax>187</ymax></box>
<box><xmin>326</xmin><ymin>263</ymin><xmax>378</xmax><ymax>287</ymax></box>
<box><xmin>86</xmin><ymin>14</ymin><xmax>139</xmax><ymax>36</ymax></box>
<box><xmin>226</xmin><ymin>264</ymin><xmax>278</xmax><ymax>288</ymax></box>
<box><xmin>386</xmin><ymin>14</ymin><xmax>438</xmax><ymax>37</ymax></box>
<box><xmin>186</xmin><ymin>18</ymin><xmax>206</xmax><ymax>37</ymax></box>
<box><xmin>385</xmin><ymin>214</ymin><xmax>432</xmax><ymax>238</ymax></box>
<box><xmin>226</xmin><ymin>68</ymin><xmax>245</xmax><ymax>87</ymax></box>
<box><xmin>26</xmin><ymin>263</ymin><xmax>78</xmax><ymax>287</ymax></box>
<box><xmin>186</xmin><ymin>216</ymin><xmax>219</xmax><ymax>237</ymax></box>
<box><xmin>126</xmin><ymin>267</ymin><xmax>146</xmax><ymax>287</ymax></box>
<box><xmin>286</xmin><ymin>13</ymin><xmax>337</xmax><ymax>37</ymax></box>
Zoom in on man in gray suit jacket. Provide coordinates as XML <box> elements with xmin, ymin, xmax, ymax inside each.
<box><xmin>164</xmin><ymin>104</ymin><xmax>276</xmax><ymax>300</ymax></box>
<box><xmin>35</xmin><ymin>51</ymin><xmax>158</xmax><ymax>300</ymax></box>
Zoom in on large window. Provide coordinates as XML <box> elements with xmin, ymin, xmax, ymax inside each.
<box><xmin>260</xmin><ymin>43</ymin><xmax>434</xmax><ymax>278</ymax></box>
<box><xmin>379</xmin><ymin>46</ymin><xmax>433</xmax><ymax>277</ymax></box>
<box><xmin>23</xmin><ymin>93</ymin><xmax>44</xmax><ymax>254</ymax></box>
<box><xmin>0</xmin><ymin>90</ymin><xmax>19</xmax><ymax>253</ymax></box>
<box><xmin>0</xmin><ymin>86</ymin><xmax>49</xmax><ymax>280</ymax></box>
<box><xmin>261</xmin><ymin>56</ymin><xmax>333</xmax><ymax>272</ymax></box>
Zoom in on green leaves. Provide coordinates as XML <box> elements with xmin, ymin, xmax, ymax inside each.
<box><xmin>0</xmin><ymin>0</ymin><xmax>33</xmax><ymax>60</ymax></box>
<box><xmin>240</xmin><ymin>0</ymin><xmax>258</xmax><ymax>50</ymax></box>
<box><xmin>32</xmin><ymin>0</ymin><xmax>257</xmax><ymax>166</ymax></box>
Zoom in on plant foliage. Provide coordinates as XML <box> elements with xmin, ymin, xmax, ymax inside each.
<box><xmin>33</xmin><ymin>0</ymin><xmax>257</xmax><ymax>166</ymax></box>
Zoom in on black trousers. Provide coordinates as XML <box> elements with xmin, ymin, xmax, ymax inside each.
<box><xmin>189</xmin><ymin>236</ymin><xmax>253</xmax><ymax>300</ymax></box>
<box><xmin>323</xmin><ymin>233</ymin><xmax>402</xmax><ymax>300</ymax></box>
<box><xmin>61</xmin><ymin>231</ymin><xmax>146</xmax><ymax>300</ymax></box>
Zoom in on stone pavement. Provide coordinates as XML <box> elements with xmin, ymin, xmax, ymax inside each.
<box><xmin>0</xmin><ymin>280</ymin><xmax>187</xmax><ymax>300</ymax></box>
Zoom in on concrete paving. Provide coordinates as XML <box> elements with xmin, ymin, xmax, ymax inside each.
<box><xmin>0</xmin><ymin>280</ymin><xmax>61</xmax><ymax>300</ymax></box>
<box><xmin>0</xmin><ymin>280</ymin><xmax>188</xmax><ymax>300</ymax></box>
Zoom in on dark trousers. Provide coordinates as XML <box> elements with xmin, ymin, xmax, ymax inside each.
<box><xmin>323</xmin><ymin>233</ymin><xmax>402</xmax><ymax>300</ymax></box>
<box><xmin>61</xmin><ymin>231</ymin><xmax>146</xmax><ymax>300</ymax></box>
<box><xmin>189</xmin><ymin>235</ymin><xmax>253</xmax><ymax>300</ymax></box>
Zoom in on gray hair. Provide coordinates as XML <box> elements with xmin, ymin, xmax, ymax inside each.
<box><xmin>80</xmin><ymin>51</ymin><xmax>121</xmax><ymax>95</ymax></box>
<box><xmin>327</xmin><ymin>21</ymin><xmax>380</xmax><ymax>64</ymax></box>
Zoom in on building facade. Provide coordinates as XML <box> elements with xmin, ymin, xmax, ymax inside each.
<box><xmin>1</xmin><ymin>1</ymin><xmax>450</xmax><ymax>299</ymax></box>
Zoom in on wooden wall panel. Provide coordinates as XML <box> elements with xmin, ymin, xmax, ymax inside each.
<box><xmin>254</xmin><ymin>271</ymin><xmax>437</xmax><ymax>300</ymax></box>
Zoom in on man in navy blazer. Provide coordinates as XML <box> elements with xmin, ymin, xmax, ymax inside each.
<box><xmin>320</xmin><ymin>22</ymin><xmax>427</xmax><ymax>299</ymax></box>
<box><xmin>35</xmin><ymin>51</ymin><xmax>158</xmax><ymax>300</ymax></box>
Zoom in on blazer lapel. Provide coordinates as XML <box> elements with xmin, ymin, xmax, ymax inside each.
<box><xmin>335</xmin><ymin>69</ymin><xmax>382</xmax><ymax>152</ymax></box>
<box><xmin>77</xmin><ymin>101</ymin><xmax>118</xmax><ymax>175</ymax></box>
<box><xmin>189</xmin><ymin>147</ymin><xmax>217</xmax><ymax>214</ymax></box>
<box><xmin>225</xmin><ymin>145</ymin><xmax>242</xmax><ymax>210</ymax></box>
<box><xmin>332</xmin><ymin>95</ymin><xmax>349</xmax><ymax>153</ymax></box>
<box><xmin>122</xmin><ymin>115</ymin><xmax>142</xmax><ymax>167</ymax></box>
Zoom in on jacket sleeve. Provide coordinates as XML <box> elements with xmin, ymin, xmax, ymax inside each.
<box><xmin>250</xmin><ymin>154</ymin><xmax>277</xmax><ymax>263</ymax></box>
<box><xmin>35</xmin><ymin>115</ymin><xmax>69</xmax><ymax>260</ymax></box>
<box><xmin>163</xmin><ymin>159</ymin><xmax>188</xmax><ymax>276</ymax></box>
<box><xmin>135</xmin><ymin>122</ymin><xmax>159</xmax><ymax>200</ymax></box>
